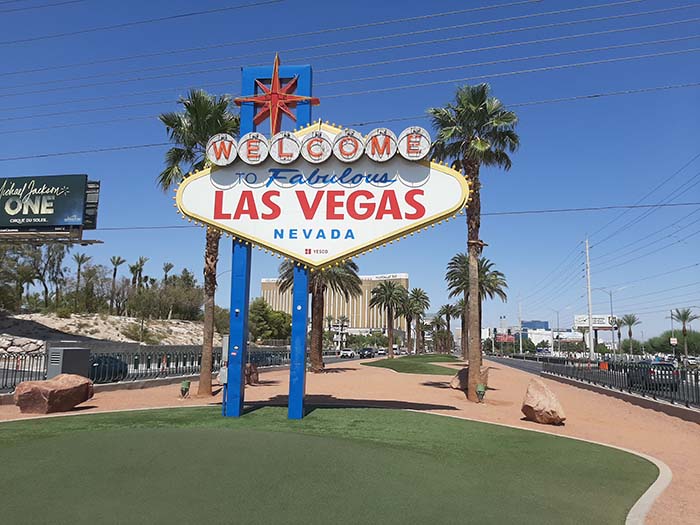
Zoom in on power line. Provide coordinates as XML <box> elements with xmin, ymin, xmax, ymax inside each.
<box><xmin>0</xmin><ymin>0</ymin><xmax>284</xmax><ymax>46</ymax></box>
<box><xmin>596</xmin><ymin>227</ymin><xmax>700</xmax><ymax>273</ymax></box>
<box><xmin>522</xmin><ymin>242</ymin><xmax>582</xmax><ymax>300</ymax></box>
<box><xmin>7</xmin><ymin>14</ymin><xmax>697</xmax><ymax>92</ymax></box>
<box><xmin>4</xmin><ymin>33</ymin><xmax>698</xmax><ymax>111</ymax></box>
<box><xmin>75</xmin><ymin>204</ymin><xmax>700</xmax><ymax>232</ymax></box>
<box><xmin>602</xmin><ymin>262</ymin><xmax>700</xmax><ymax>288</ymax></box>
<box><xmin>315</xmin><ymin>35</ymin><xmax>700</xmax><ymax>88</ymax></box>
<box><xmin>0</xmin><ymin>0</ymin><xmax>85</xmax><ymax>13</ymax></box>
<box><xmin>589</xmin><ymin>151</ymin><xmax>700</xmax><ymax>243</ymax></box>
<box><xmin>0</xmin><ymin>0</ymin><xmax>544</xmax><ymax>75</ymax></box>
<box><xmin>323</xmin><ymin>47</ymin><xmax>700</xmax><ymax>99</ymax></box>
<box><xmin>3</xmin><ymin>81</ymin><xmax>700</xmax><ymax>158</ymax></box>
<box><xmin>592</xmin><ymin>207</ymin><xmax>700</xmax><ymax>261</ymax></box>
<box><xmin>591</xmin><ymin>162</ymin><xmax>700</xmax><ymax>248</ymax></box>
<box><xmin>346</xmin><ymin>82</ymin><xmax>700</xmax><ymax>127</ymax></box>
<box><xmin>592</xmin><ymin>207</ymin><xmax>700</xmax><ymax>264</ymax></box>
<box><xmin>592</xmin><ymin>281</ymin><xmax>700</xmax><ymax>308</ymax></box>
<box><xmin>4</xmin><ymin>3</ymin><xmax>694</xmax><ymax>115</ymax></box>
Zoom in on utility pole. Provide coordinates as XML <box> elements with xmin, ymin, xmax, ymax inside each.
<box><xmin>556</xmin><ymin>310</ymin><xmax>561</xmax><ymax>354</ymax></box>
<box><xmin>585</xmin><ymin>238</ymin><xmax>595</xmax><ymax>360</ymax></box>
<box><xmin>518</xmin><ymin>301</ymin><xmax>523</xmax><ymax>354</ymax></box>
<box><xmin>608</xmin><ymin>290</ymin><xmax>616</xmax><ymax>360</ymax></box>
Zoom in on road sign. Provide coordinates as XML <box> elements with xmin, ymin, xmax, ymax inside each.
<box><xmin>670</xmin><ymin>337</ymin><xmax>678</xmax><ymax>346</ymax></box>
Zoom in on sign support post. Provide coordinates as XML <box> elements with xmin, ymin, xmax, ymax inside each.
<box><xmin>288</xmin><ymin>265</ymin><xmax>309</xmax><ymax>419</ymax></box>
<box><xmin>223</xmin><ymin>58</ymin><xmax>314</xmax><ymax>418</ymax></box>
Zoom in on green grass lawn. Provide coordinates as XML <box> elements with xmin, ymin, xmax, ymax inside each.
<box><xmin>0</xmin><ymin>407</ymin><xmax>656</xmax><ymax>524</ymax></box>
<box><xmin>363</xmin><ymin>353</ymin><xmax>458</xmax><ymax>375</ymax></box>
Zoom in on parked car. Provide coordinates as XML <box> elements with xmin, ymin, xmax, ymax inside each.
<box><xmin>376</xmin><ymin>348</ymin><xmax>387</xmax><ymax>356</ymax></box>
<box><xmin>358</xmin><ymin>347</ymin><xmax>375</xmax><ymax>359</ymax></box>
<box><xmin>339</xmin><ymin>349</ymin><xmax>356</xmax><ymax>359</ymax></box>
<box><xmin>627</xmin><ymin>361</ymin><xmax>680</xmax><ymax>391</ymax></box>
<box><xmin>90</xmin><ymin>354</ymin><xmax>128</xmax><ymax>383</ymax></box>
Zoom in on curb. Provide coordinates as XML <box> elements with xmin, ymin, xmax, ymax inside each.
<box><xmin>412</xmin><ymin>410</ymin><xmax>672</xmax><ymax>525</ymax></box>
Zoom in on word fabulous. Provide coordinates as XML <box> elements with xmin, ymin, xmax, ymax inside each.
<box><xmin>206</xmin><ymin>126</ymin><xmax>431</xmax><ymax>167</ymax></box>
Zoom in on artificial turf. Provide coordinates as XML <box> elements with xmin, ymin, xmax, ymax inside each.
<box><xmin>363</xmin><ymin>353</ymin><xmax>459</xmax><ymax>375</ymax></box>
<box><xmin>0</xmin><ymin>407</ymin><xmax>656</xmax><ymax>524</ymax></box>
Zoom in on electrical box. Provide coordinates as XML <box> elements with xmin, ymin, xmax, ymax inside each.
<box><xmin>46</xmin><ymin>345</ymin><xmax>91</xmax><ymax>379</ymax></box>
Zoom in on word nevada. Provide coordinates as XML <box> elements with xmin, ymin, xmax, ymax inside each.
<box><xmin>206</xmin><ymin>126</ymin><xmax>431</xmax><ymax>166</ymax></box>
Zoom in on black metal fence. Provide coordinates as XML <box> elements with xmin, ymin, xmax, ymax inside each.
<box><xmin>1</xmin><ymin>352</ymin><xmax>46</xmax><ymax>393</ymax></box>
<box><xmin>1</xmin><ymin>345</ymin><xmax>336</xmax><ymax>392</ymax></box>
<box><xmin>543</xmin><ymin>362</ymin><xmax>700</xmax><ymax>408</ymax></box>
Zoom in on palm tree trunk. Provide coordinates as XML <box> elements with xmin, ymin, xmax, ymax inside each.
<box><xmin>682</xmin><ymin>325</ymin><xmax>689</xmax><ymax>363</ymax></box>
<box><xmin>387</xmin><ymin>307</ymin><xmax>394</xmax><ymax>358</ymax></box>
<box><xmin>466</xmin><ymin>165</ymin><xmax>482</xmax><ymax>402</ymax></box>
<box><xmin>74</xmin><ymin>266</ymin><xmax>81</xmax><ymax>311</ymax></box>
<box><xmin>478</xmin><ymin>299</ymin><xmax>483</xmax><ymax>366</ymax></box>
<box><xmin>198</xmin><ymin>226</ymin><xmax>220</xmax><ymax>397</ymax></box>
<box><xmin>309</xmin><ymin>284</ymin><xmax>325</xmax><ymax>373</ymax></box>
<box><xmin>405</xmin><ymin>317</ymin><xmax>412</xmax><ymax>354</ymax></box>
<box><xmin>461</xmin><ymin>293</ymin><xmax>468</xmax><ymax>360</ymax></box>
<box><xmin>110</xmin><ymin>267</ymin><xmax>117</xmax><ymax>314</ymax></box>
<box><xmin>628</xmin><ymin>328</ymin><xmax>632</xmax><ymax>354</ymax></box>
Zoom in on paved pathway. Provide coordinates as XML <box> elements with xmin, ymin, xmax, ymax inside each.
<box><xmin>2</xmin><ymin>357</ymin><xmax>698</xmax><ymax>524</ymax></box>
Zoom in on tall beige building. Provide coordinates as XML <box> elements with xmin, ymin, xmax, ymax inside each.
<box><xmin>260</xmin><ymin>273</ymin><xmax>409</xmax><ymax>333</ymax></box>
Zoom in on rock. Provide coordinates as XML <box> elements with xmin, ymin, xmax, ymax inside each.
<box><xmin>7</xmin><ymin>346</ymin><xmax>23</xmax><ymax>353</ymax></box>
<box><xmin>14</xmin><ymin>374</ymin><xmax>94</xmax><ymax>414</ymax></box>
<box><xmin>521</xmin><ymin>378</ymin><xmax>566</xmax><ymax>425</ymax></box>
<box><xmin>244</xmin><ymin>363</ymin><xmax>259</xmax><ymax>385</ymax></box>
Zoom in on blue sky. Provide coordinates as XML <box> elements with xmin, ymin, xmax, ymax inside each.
<box><xmin>1</xmin><ymin>0</ymin><xmax>699</xmax><ymax>338</ymax></box>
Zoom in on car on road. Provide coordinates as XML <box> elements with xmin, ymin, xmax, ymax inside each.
<box><xmin>376</xmin><ymin>348</ymin><xmax>387</xmax><ymax>356</ymax></box>
<box><xmin>90</xmin><ymin>354</ymin><xmax>129</xmax><ymax>383</ymax></box>
<box><xmin>627</xmin><ymin>361</ymin><xmax>680</xmax><ymax>391</ymax></box>
<box><xmin>339</xmin><ymin>349</ymin><xmax>356</xmax><ymax>359</ymax></box>
<box><xmin>358</xmin><ymin>347</ymin><xmax>375</xmax><ymax>359</ymax></box>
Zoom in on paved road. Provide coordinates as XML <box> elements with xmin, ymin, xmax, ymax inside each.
<box><xmin>486</xmin><ymin>356</ymin><xmax>543</xmax><ymax>375</ymax></box>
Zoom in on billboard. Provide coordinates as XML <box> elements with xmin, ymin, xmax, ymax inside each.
<box><xmin>574</xmin><ymin>315</ymin><xmax>617</xmax><ymax>331</ymax></box>
<box><xmin>177</xmin><ymin>123</ymin><xmax>469</xmax><ymax>268</ymax></box>
<box><xmin>0</xmin><ymin>174</ymin><xmax>88</xmax><ymax>230</ymax></box>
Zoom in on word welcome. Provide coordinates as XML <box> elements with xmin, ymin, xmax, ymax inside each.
<box><xmin>206</xmin><ymin>126</ymin><xmax>431</xmax><ymax>167</ymax></box>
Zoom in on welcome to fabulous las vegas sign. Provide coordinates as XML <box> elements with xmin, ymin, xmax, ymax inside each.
<box><xmin>176</xmin><ymin>122</ymin><xmax>470</xmax><ymax>269</ymax></box>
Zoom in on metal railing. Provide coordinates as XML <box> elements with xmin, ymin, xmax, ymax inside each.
<box><xmin>1</xmin><ymin>352</ymin><xmax>46</xmax><ymax>393</ymax></box>
<box><xmin>543</xmin><ymin>362</ymin><xmax>700</xmax><ymax>408</ymax></box>
<box><xmin>1</xmin><ymin>345</ymin><xmax>347</xmax><ymax>392</ymax></box>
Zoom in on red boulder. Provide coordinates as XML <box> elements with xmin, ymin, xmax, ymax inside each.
<box><xmin>14</xmin><ymin>374</ymin><xmax>94</xmax><ymax>414</ymax></box>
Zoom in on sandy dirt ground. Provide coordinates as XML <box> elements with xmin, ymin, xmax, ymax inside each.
<box><xmin>2</xmin><ymin>358</ymin><xmax>698</xmax><ymax>524</ymax></box>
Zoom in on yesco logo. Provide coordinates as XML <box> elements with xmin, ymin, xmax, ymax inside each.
<box><xmin>179</xmin><ymin>123</ymin><xmax>468</xmax><ymax>268</ymax></box>
<box><xmin>206</xmin><ymin>126</ymin><xmax>431</xmax><ymax>167</ymax></box>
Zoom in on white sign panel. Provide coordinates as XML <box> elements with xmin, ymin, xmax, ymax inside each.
<box><xmin>179</xmin><ymin>124</ymin><xmax>469</xmax><ymax>268</ymax></box>
<box><xmin>574</xmin><ymin>315</ymin><xmax>617</xmax><ymax>330</ymax></box>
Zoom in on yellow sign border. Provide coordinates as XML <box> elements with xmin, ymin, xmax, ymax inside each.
<box><xmin>176</xmin><ymin>122</ymin><xmax>470</xmax><ymax>269</ymax></box>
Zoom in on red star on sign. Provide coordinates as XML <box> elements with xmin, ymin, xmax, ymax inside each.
<box><xmin>234</xmin><ymin>54</ymin><xmax>320</xmax><ymax>135</ymax></box>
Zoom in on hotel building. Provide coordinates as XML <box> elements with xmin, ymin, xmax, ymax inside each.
<box><xmin>260</xmin><ymin>273</ymin><xmax>409</xmax><ymax>333</ymax></box>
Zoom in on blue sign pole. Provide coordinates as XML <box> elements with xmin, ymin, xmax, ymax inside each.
<box><xmin>223</xmin><ymin>61</ymin><xmax>314</xmax><ymax>418</ymax></box>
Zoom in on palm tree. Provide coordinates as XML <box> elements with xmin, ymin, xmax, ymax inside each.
<box><xmin>431</xmin><ymin>316</ymin><xmax>446</xmax><ymax>352</ymax></box>
<box><xmin>109</xmin><ymin>256</ymin><xmax>126</xmax><ymax>314</ymax></box>
<box><xmin>128</xmin><ymin>263</ymin><xmax>139</xmax><ymax>288</ymax></box>
<box><xmin>135</xmin><ymin>256</ymin><xmax>148</xmax><ymax>289</ymax></box>
<box><xmin>279</xmin><ymin>261</ymin><xmax>361</xmax><ymax>372</ymax></box>
<box><xmin>430</xmin><ymin>84</ymin><xmax>519</xmax><ymax>401</ymax></box>
<box><xmin>325</xmin><ymin>315</ymin><xmax>335</xmax><ymax>333</ymax></box>
<box><xmin>163</xmin><ymin>262</ymin><xmax>174</xmax><ymax>284</ymax></box>
<box><xmin>620</xmin><ymin>314</ymin><xmax>641</xmax><ymax>354</ymax></box>
<box><xmin>455</xmin><ymin>297</ymin><xmax>467</xmax><ymax>357</ymax></box>
<box><xmin>398</xmin><ymin>290</ymin><xmax>417</xmax><ymax>354</ymax></box>
<box><xmin>158</xmin><ymin>89</ymin><xmax>239</xmax><ymax>397</ymax></box>
<box><xmin>671</xmin><ymin>308</ymin><xmax>700</xmax><ymax>363</ymax></box>
<box><xmin>408</xmin><ymin>288</ymin><xmax>430</xmax><ymax>353</ymax></box>
<box><xmin>370</xmin><ymin>281</ymin><xmax>407</xmax><ymax>358</ymax></box>
<box><xmin>446</xmin><ymin>254</ymin><xmax>508</xmax><ymax>359</ymax></box>
<box><xmin>72</xmin><ymin>253</ymin><xmax>91</xmax><ymax>311</ymax></box>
